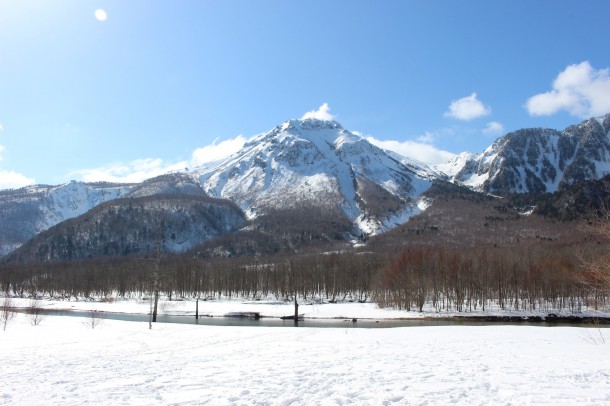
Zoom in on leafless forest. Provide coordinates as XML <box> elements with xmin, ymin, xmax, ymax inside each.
<box><xmin>0</xmin><ymin>235</ymin><xmax>607</xmax><ymax>315</ymax></box>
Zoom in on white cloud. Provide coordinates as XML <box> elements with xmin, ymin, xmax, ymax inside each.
<box><xmin>444</xmin><ymin>93</ymin><xmax>491</xmax><ymax>121</ymax></box>
<box><xmin>68</xmin><ymin>134</ymin><xmax>249</xmax><ymax>183</ymax></box>
<box><xmin>301</xmin><ymin>103</ymin><xmax>335</xmax><ymax>121</ymax></box>
<box><xmin>526</xmin><ymin>61</ymin><xmax>610</xmax><ymax>118</ymax></box>
<box><xmin>366</xmin><ymin>137</ymin><xmax>456</xmax><ymax>165</ymax></box>
<box><xmin>416</xmin><ymin>132</ymin><xmax>436</xmax><ymax>144</ymax></box>
<box><xmin>0</xmin><ymin>137</ymin><xmax>36</xmax><ymax>189</ymax></box>
<box><xmin>482</xmin><ymin>121</ymin><xmax>505</xmax><ymax>136</ymax></box>
<box><xmin>354</xmin><ymin>127</ymin><xmax>457</xmax><ymax>165</ymax></box>
<box><xmin>69</xmin><ymin>158</ymin><xmax>190</xmax><ymax>184</ymax></box>
<box><xmin>191</xmin><ymin>135</ymin><xmax>247</xmax><ymax>166</ymax></box>
<box><xmin>0</xmin><ymin>170</ymin><xmax>35</xmax><ymax>190</ymax></box>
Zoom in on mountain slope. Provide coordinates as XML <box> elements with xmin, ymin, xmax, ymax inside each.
<box><xmin>126</xmin><ymin>173</ymin><xmax>207</xmax><ymax>198</ymax></box>
<box><xmin>0</xmin><ymin>173</ymin><xmax>210</xmax><ymax>257</ymax></box>
<box><xmin>5</xmin><ymin>194</ymin><xmax>246</xmax><ymax>262</ymax></box>
<box><xmin>442</xmin><ymin>113</ymin><xmax>610</xmax><ymax>194</ymax></box>
<box><xmin>194</xmin><ymin>118</ymin><xmax>434</xmax><ymax>236</ymax></box>
<box><xmin>0</xmin><ymin>181</ymin><xmax>135</xmax><ymax>256</ymax></box>
<box><xmin>367</xmin><ymin>179</ymin><xmax>591</xmax><ymax>254</ymax></box>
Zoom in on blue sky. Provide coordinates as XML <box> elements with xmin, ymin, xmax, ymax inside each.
<box><xmin>1</xmin><ymin>0</ymin><xmax>610</xmax><ymax>188</ymax></box>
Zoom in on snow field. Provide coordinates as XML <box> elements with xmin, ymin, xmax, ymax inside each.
<box><xmin>1</xmin><ymin>313</ymin><xmax>609</xmax><ymax>405</ymax></box>
<box><xmin>10</xmin><ymin>297</ymin><xmax>608</xmax><ymax>320</ymax></box>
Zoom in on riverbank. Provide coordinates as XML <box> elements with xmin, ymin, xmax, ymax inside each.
<box><xmin>8</xmin><ymin>296</ymin><xmax>610</xmax><ymax>324</ymax></box>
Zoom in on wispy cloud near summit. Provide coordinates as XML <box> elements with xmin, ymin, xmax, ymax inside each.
<box><xmin>191</xmin><ymin>135</ymin><xmax>248</xmax><ymax>166</ymax></box>
<box><xmin>483</xmin><ymin>121</ymin><xmax>505</xmax><ymax>136</ymax></box>
<box><xmin>301</xmin><ymin>103</ymin><xmax>335</xmax><ymax>121</ymax></box>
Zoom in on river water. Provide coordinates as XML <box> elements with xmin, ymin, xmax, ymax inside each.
<box><xmin>36</xmin><ymin>310</ymin><xmax>608</xmax><ymax>328</ymax></box>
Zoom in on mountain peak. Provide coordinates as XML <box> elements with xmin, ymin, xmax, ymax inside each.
<box><xmin>242</xmin><ymin>117</ymin><xmax>347</xmax><ymax>150</ymax></box>
<box><xmin>195</xmin><ymin>115</ymin><xmax>433</xmax><ymax>235</ymax></box>
<box><xmin>280</xmin><ymin>117</ymin><xmax>344</xmax><ymax>132</ymax></box>
<box><xmin>440</xmin><ymin>113</ymin><xmax>610</xmax><ymax>194</ymax></box>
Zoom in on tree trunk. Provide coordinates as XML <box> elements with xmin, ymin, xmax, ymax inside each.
<box><xmin>294</xmin><ymin>295</ymin><xmax>299</xmax><ymax>326</ymax></box>
<box><xmin>153</xmin><ymin>288</ymin><xmax>159</xmax><ymax>322</ymax></box>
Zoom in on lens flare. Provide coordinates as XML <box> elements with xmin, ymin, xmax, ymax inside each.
<box><xmin>94</xmin><ymin>9</ymin><xmax>108</xmax><ymax>22</ymax></box>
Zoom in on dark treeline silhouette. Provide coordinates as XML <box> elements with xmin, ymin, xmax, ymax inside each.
<box><xmin>0</xmin><ymin>238</ymin><xmax>607</xmax><ymax>315</ymax></box>
<box><xmin>0</xmin><ymin>251</ymin><xmax>384</xmax><ymax>304</ymax></box>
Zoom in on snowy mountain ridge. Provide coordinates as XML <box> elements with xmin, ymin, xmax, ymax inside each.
<box><xmin>439</xmin><ymin>113</ymin><xmax>610</xmax><ymax>194</ymax></box>
<box><xmin>7</xmin><ymin>194</ymin><xmax>246</xmax><ymax>262</ymax></box>
<box><xmin>42</xmin><ymin>181</ymin><xmax>135</xmax><ymax>228</ymax></box>
<box><xmin>0</xmin><ymin>181</ymin><xmax>135</xmax><ymax>256</ymax></box>
<box><xmin>193</xmin><ymin>118</ymin><xmax>435</xmax><ymax>235</ymax></box>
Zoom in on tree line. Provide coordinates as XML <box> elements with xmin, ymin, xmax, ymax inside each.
<box><xmin>0</xmin><ymin>251</ymin><xmax>384</xmax><ymax>304</ymax></box>
<box><xmin>374</xmin><ymin>245</ymin><xmax>604</xmax><ymax>313</ymax></box>
<box><xmin>0</xmin><ymin>219</ymin><xmax>608</xmax><ymax>315</ymax></box>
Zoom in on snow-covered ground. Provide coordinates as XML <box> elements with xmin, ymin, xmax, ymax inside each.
<box><xmin>1</xmin><ymin>305</ymin><xmax>609</xmax><ymax>405</ymax></box>
<box><xmin>10</xmin><ymin>297</ymin><xmax>423</xmax><ymax>320</ymax></box>
<box><xmin>9</xmin><ymin>296</ymin><xmax>609</xmax><ymax>320</ymax></box>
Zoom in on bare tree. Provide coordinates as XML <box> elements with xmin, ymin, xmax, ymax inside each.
<box><xmin>84</xmin><ymin>309</ymin><xmax>104</xmax><ymax>329</ymax></box>
<box><xmin>1</xmin><ymin>297</ymin><xmax>15</xmax><ymax>331</ymax></box>
<box><xmin>27</xmin><ymin>299</ymin><xmax>46</xmax><ymax>326</ymax></box>
<box><xmin>149</xmin><ymin>221</ymin><xmax>163</xmax><ymax>328</ymax></box>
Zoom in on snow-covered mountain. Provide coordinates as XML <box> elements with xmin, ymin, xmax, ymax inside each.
<box><xmin>1</xmin><ymin>118</ymin><xmax>439</xmax><ymax>257</ymax></box>
<box><xmin>3</xmin><ymin>113</ymin><xmax>610</xmax><ymax>260</ymax></box>
<box><xmin>439</xmin><ymin>113</ymin><xmax>610</xmax><ymax>194</ymax></box>
<box><xmin>0</xmin><ymin>181</ymin><xmax>135</xmax><ymax>256</ymax></box>
<box><xmin>435</xmin><ymin>152</ymin><xmax>479</xmax><ymax>179</ymax></box>
<box><xmin>0</xmin><ymin>173</ymin><xmax>218</xmax><ymax>256</ymax></box>
<box><xmin>125</xmin><ymin>172</ymin><xmax>207</xmax><ymax>198</ymax></box>
<box><xmin>6</xmin><ymin>194</ymin><xmax>246</xmax><ymax>262</ymax></box>
<box><xmin>193</xmin><ymin>118</ymin><xmax>435</xmax><ymax>235</ymax></box>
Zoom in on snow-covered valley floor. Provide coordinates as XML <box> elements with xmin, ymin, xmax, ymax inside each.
<box><xmin>9</xmin><ymin>296</ymin><xmax>610</xmax><ymax>320</ymax></box>
<box><xmin>1</xmin><ymin>308</ymin><xmax>609</xmax><ymax>405</ymax></box>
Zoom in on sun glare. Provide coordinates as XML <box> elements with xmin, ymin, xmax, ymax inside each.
<box><xmin>94</xmin><ymin>9</ymin><xmax>108</xmax><ymax>22</ymax></box>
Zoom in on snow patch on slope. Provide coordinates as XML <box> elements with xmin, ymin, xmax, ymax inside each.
<box><xmin>43</xmin><ymin>181</ymin><xmax>133</xmax><ymax>228</ymax></box>
<box><xmin>435</xmin><ymin>152</ymin><xmax>478</xmax><ymax>177</ymax></box>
